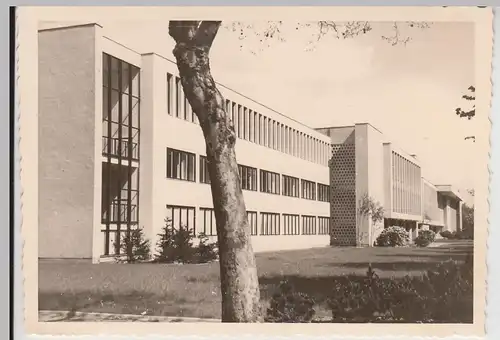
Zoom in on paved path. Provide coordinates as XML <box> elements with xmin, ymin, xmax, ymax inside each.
<box><xmin>39</xmin><ymin>310</ymin><xmax>221</xmax><ymax>323</ymax></box>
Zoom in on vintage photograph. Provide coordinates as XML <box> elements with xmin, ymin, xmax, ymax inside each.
<box><xmin>18</xmin><ymin>6</ymin><xmax>492</xmax><ymax>337</ymax></box>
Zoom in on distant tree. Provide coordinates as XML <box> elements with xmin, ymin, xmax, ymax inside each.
<box><xmin>455</xmin><ymin>85</ymin><xmax>476</xmax><ymax>142</ymax></box>
<box><xmin>462</xmin><ymin>203</ymin><xmax>474</xmax><ymax>237</ymax></box>
<box><xmin>168</xmin><ymin>20</ymin><xmax>430</xmax><ymax>322</ymax></box>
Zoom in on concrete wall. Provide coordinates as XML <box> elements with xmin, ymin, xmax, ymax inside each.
<box><xmin>140</xmin><ymin>53</ymin><xmax>331</xmax><ymax>254</ymax></box>
<box><xmin>422</xmin><ymin>179</ymin><xmax>444</xmax><ymax>226</ymax></box>
<box><xmin>325</xmin><ymin>126</ymin><xmax>357</xmax><ymax>246</ymax></box>
<box><xmin>365</xmin><ymin>124</ymin><xmax>386</xmax><ymax>245</ymax></box>
<box><xmin>38</xmin><ymin>25</ymin><xmax>98</xmax><ymax>258</ymax></box>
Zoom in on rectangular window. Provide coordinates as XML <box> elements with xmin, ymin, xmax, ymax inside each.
<box><xmin>283</xmin><ymin>214</ymin><xmax>300</xmax><ymax>235</ymax></box>
<box><xmin>261</xmin><ymin>212</ymin><xmax>280</xmax><ymax>235</ymax></box>
<box><xmin>260</xmin><ymin>170</ymin><xmax>280</xmax><ymax>195</ymax></box>
<box><xmin>175</xmin><ymin>77</ymin><xmax>182</xmax><ymax>118</ymax></box>
<box><xmin>302</xmin><ymin>215</ymin><xmax>317</xmax><ymax>235</ymax></box>
<box><xmin>277</xmin><ymin>122</ymin><xmax>281</xmax><ymax>151</ymax></box>
<box><xmin>166</xmin><ymin>205</ymin><xmax>196</xmax><ymax>232</ymax></box>
<box><xmin>249</xmin><ymin>109</ymin><xmax>254</xmax><ymax>142</ymax></box>
<box><xmin>232</xmin><ymin>102</ymin><xmax>237</xmax><ymax>132</ymax></box>
<box><xmin>200</xmin><ymin>208</ymin><xmax>217</xmax><ymax>236</ymax></box>
<box><xmin>264</xmin><ymin>117</ymin><xmax>268</xmax><ymax>147</ymax></box>
<box><xmin>238</xmin><ymin>105</ymin><xmax>243</xmax><ymax>138</ymax></box>
<box><xmin>199</xmin><ymin>155</ymin><xmax>211</xmax><ymax>184</ymax></box>
<box><xmin>301</xmin><ymin>179</ymin><xmax>316</xmax><ymax>200</ymax></box>
<box><xmin>268</xmin><ymin>120</ymin><xmax>273</xmax><ymax>148</ymax></box>
<box><xmin>167</xmin><ymin>73</ymin><xmax>173</xmax><ymax>115</ymax></box>
<box><xmin>317</xmin><ymin>183</ymin><xmax>330</xmax><ymax>202</ymax></box>
<box><xmin>258</xmin><ymin>114</ymin><xmax>263</xmax><ymax>145</ymax></box>
<box><xmin>247</xmin><ymin>211</ymin><xmax>258</xmax><ymax>236</ymax></box>
<box><xmin>253</xmin><ymin>111</ymin><xmax>258</xmax><ymax>142</ymax></box>
<box><xmin>243</xmin><ymin>107</ymin><xmax>248</xmax><ymax>140</ymax></box>
<box><xmin>282</xmin><ymin>175</ymin><xmax>300</xmax><ymax>198</ymax></box>
<box><xmin>272</xmin><ymin>120</ymin><xmax>277</xmax><ymax>149</ymax></box>
<box><xmin>318</xmin><ymin>217</ymin><xmax>330</xmax><ymax>235</ymax></box>
<box><xmin>238</xmin><ymin>164</ymin><xmax>258</xmax><ymax>191</ymax></box>
<box><xmin>166</xmin><ymin>148</ymin><xmax>196</xmax><ymax>182</ymax></box>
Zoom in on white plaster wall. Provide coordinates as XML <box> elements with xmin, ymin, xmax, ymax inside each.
<box><xmin>141</xmin><ymin>53</ymin><xmax>330</xmax><ymax>253</ymax></box>
<box><xmin>38</xmin><ymin>25</ymin><xmax>98</xmax><ymax>258</ymax></box>
<box><xmin>366</xmin><ymin>125</ymin><xmax>386</xmax><ymax>245</ymax></box>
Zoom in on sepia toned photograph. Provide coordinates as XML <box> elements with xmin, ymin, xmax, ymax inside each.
<box><xmin>17</xmin><ymin>5</ymin><xmax>492</xmax><ymax>337</ymax></box>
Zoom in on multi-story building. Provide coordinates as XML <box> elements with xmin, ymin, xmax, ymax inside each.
<box><xmin>317</xmin><ymin>124</ymin><xmax>463</xmax><ymax>246</ymax></box>
<box><xmin>38</xmin><ymin>23</ymin><xmax>464</xmax><ymax>263</ymax></box>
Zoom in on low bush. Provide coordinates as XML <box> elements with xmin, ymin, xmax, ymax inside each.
<box><xmin>155</xmin><ymin>218</ymin><xmax>218</xmax><ymax>264</ymax></box>
<box><xmin>194</xmin><ymin>232</ymin><xmax>219</xmax><ymax>263</ymax></box>
<box><xmin>327</xmin><ymin>259</ymin><xmax>473</xmax><ymax>323</ymax></box>
<box><xmin>115</xmin><ymin>227</ymin><xmax>151</xmax><ymax>263</ymax></box>
<box><xmin>440</xmin><ymin>230</ymin><xmax>473</xmax><ymax>240</ymax></box>
<box><xmin>439</xmin><ymin>230</ymin><xmax>453</xmax><ymax>239</ymax></box>
<box><xmin>265</xmin><ymin>280</ymin><xmax>316</xmax><ymax>323</ymax></box>
<box><xmin>375</xmin><ymin>226</ymin><xmax>410</xmax><ymax>247</ymax></box>
<box><xmin>414</xmin><ymin>230</ymin><xmax>436</xmax><ymax>247</ymax></box>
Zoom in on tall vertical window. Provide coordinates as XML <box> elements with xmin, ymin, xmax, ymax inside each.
<box><xmin>232</xmin><ymin>102</ymin><xmax>237</xmax><ymax>132</ymax></box>
<box><xmin>253</xmin><ymin>111</ymin><xmax>258</xmax><ymax>142</ymax></box>
<box><xmin>247</xmin><ymin>211</ymin><xmax>258</xmax><ymax>236</ymax></box>
<box><xmin>249</xmin><ymin>109</ymin><xmax>254</xmax><ymax>142</ymax></box>
<box><xmin>200</xmin><ymin>208</ymin><xmax>217</xmax><ymax>236</ymax></box>
<box><xmin>318</xmin><ymin>217</ymin><xmax>330</xmax><ymax>235</ymax></box>
<box><xmin>302</xmin><ymin>215</ymin><xmax>317</xmax><ymax>235</ymax></box>
<box><xmin>101</xmin><ymin>53</ymin><xmax>141</xmax><ymax>256</ymax></box>
<box><xmin>282</xmin><ymin>175</ymin><xmax>300</xmax><ymax>197</ymax></box>
<box><xmin>167</xmin><ymin>73</ymin><xmax>173</xmax><ymax>115</ymax></box>
<box><xmin>166</xmin><ymin>205</ymin><xmax>196</xmax><ymax>232</ymax></box>
<box><xmin>175</xmin><ymin>77</ymin><xmax>182</xmax><ymax>118</ymax></box>
<box><xmin>264</xmin><ymin>117</ymin><xmax>268</xmax><ymax>147</ymax></box>
<box><xmin>301</xmin><ymin>179</ymin><xmax>316</xmax><ymax>200</ymax></box>
<box><xmin>238</xmin><ymin>164</ymin><xmax>258</xmax><ymax>191</ymax></box>
<box><xmin>166</xmin><ymin>148</ymin><xmax>196</xmax><ymax>182</ymax></box>
<box><xmin>259</xmin><ymin>113</ymin><xmax>264</xmax><ymax>145</ymax></box>
<box><xmin>277</xmin><ymin>122</ymin><xmax>281</xmax><ymax>151</ymax></box>
<box><xmin>268</xmin><ymin>120</ymin><xmax>273</xmax><ymax>149</ymax></box>
<box><xmin>317</xmin><ymin>183</ymin><xmax>330</xmax><ymax>202</ymax></box>
<box><xmin>237</xmin><ymin>105</ymin><xmax>243</xmax><ymax>138</ymax></box>
<box><xmin>199</xmin><ymin>155</ymin><xmax>211</xmax><ymax>184</ymax></box>
<box><xmin>283</xmin><ymin>214</ymin><xmax>300</xmax><ymax>235</ymax></box>
<box><xmin>243</xmin><ymin>107</ymin><xmax>248</xmax><ymax>140</ymax></box>
<box><xmin>260</xmin><ymin>170</ymin><xmax>280</xmax><ymax>195</ymax></box>
<box><xmin>261</xmin><ymin>212</ymin><xmax>280</xmax><ymax>235</ymax></box>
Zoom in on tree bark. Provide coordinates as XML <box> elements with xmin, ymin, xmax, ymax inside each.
<box><xmin>168</xmin><ymin>21</ymin><xmax>261</xmax><ymax>322</ymax></box>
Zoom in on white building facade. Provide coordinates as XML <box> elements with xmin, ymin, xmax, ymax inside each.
<box><xmin>38</xmin><ymin>23</ymin><xmax>464</xmax><ymax>263</ymax></box>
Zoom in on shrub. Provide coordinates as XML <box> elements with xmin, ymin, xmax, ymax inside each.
<box><xmin>414</xmin><ymin>230</ymin><xmax>436</xmax><ymax>247</ymax></box>
<box><xmin>375</xmin><ymin>226</ymin><xmax>409</xmax><ymax>247</ymax></box>
<box><xmin>439</xmin><ymin>230</ymin><xmax>473</xmax><ymax>240</ymax></box>
<box><xmin>155</xmin><ymin>218</ymin><xmax>196</xmax><ymax>263</ymax></box>
<box><xmin>440</xmin><ymin>230</ymin><xmax>453</xmax><ymax>239</ymax></box>
<box><xmin>194</xmin><ymin>232</ymin><xmax>219</xmax><ymax>263</ymax></box>
<box><xmin>265</xmin><ymin>280</ymin><xmax>316</xmax><ymax>323</ymax></box>
<box><xmin>155</xmin><ymin>219</ymin><xmax>218</xmax><ymax>264</ymax></box>
<box><xmin>116</xmin><ymin>227</ymin><xmax>151</xmax><ymax>263</ymax></box>
<box><xmin>328</xmin><ymin>259</ymin><xmax>473</xmax><ymax>323</ymax></box>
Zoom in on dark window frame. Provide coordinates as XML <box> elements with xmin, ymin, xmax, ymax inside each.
<box><xmin>166</xmin><ymin>147</ymin><xmax>196</xmax><ymax>182</ymax></box>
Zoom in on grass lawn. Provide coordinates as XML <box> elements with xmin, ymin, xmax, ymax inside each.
<box><xmin>39</xmin><ymin>240</ymin><xmax>473</xmax><ymax>320</ymax></box>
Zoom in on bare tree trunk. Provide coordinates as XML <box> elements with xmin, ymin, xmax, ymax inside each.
<box><xmin>169</xmin><ymin>21</ymin><xmax>261</xmax><ymax>322</ymax></box>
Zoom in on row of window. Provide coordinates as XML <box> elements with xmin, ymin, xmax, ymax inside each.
<box><xmin>166</xmin><ymin>73</ymin><xmax>331</xmax><ymax>167</ymax></box>
<box><xmin>391</xmin><ymin>151</ymin><xmax>422</xmax><ymax>215</ymax></box>
<box><xmin>166</xmin><ymin>204</ymin><xmax>330</xmax><ymax>236</ymax></box>
<box><xmin>166</xmin><ymin>148</ymin><xmax>330</xmax><ymax>202</ymax></box>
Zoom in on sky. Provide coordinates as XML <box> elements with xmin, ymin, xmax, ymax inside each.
<box><xmin>39</xmin><ymin>14</ymin><xmax>476</xmax><ymax>205</ymax></box>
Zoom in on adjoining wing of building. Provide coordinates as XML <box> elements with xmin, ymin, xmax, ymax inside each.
<box><xmin>38</xmin><ymin>23</ymin><xmax>464</xmax><ymax>263</ymax></box>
